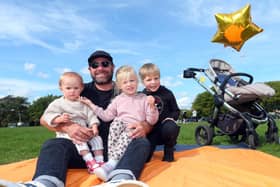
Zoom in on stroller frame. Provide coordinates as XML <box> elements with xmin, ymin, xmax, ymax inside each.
<box><xmin>183</xmin><ymin>59</ymin><xmax>278</xmax><ymax>148</ymax></box>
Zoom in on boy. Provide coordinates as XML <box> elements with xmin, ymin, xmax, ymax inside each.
<box><xmin>139</xmin><ymin>63</ymin><xmax>180</xmax><ymax>162</ymax></box>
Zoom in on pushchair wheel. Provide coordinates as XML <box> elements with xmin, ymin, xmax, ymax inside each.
<box><xmin>195</xmin><ymin>125</ymin><xmax>214</xmax><ymax>146</ymax></box>
<box><xmin>247</xmin><ymin>131</ymin><xmax>259</xmax><ymax>149</ymax></box>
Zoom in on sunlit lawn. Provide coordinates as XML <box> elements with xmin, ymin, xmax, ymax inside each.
<box><xmin>0</xmin><ymin>126</ymin><xmax>54</xmax><ymax>164</ymax></box>
<box><xmin>0</xmin><ymin>120</ymin><xmax>280</xmax><ymax>165</ymax></box>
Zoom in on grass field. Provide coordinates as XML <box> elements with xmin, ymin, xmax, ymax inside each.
<box><xmin>0</xmin><ymin>120</ymin><xmax>280</xmax><ymax>165</ymax></box>
<box><xmin>0</xmin><ymin>126</ymin><xmax>55</xmax><ymax>164</ymax></box>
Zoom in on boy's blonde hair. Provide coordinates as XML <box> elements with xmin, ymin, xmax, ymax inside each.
<box><xmin>115</xmin><ymin>65</ymin><xmax>138</xmax><ymax>89</ymax></box>
<box><xmin>139</xmin><ymin>63</ymin><xmax>160</xmax><ymax>81</ymax></box>
<box><xmin>59</xmin><ymin>72</ymin><xmax>84</xmax><ymax>87</ymax></box>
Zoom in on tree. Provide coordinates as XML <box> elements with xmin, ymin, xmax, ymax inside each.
<box><xmin>261</xmin><ymin>81</ymin><xmax>280</xmax><ymax>112</ymax></box>
<box><xmin>28</xmin><ymin>95</ymin><xmax>60</xmax><ymax>126</ymax></box>
<box><xmin>0</xmin><ymin>95</ymin><xmax>30</xmax><ymax>127</ymax></box>
<box><xmin>192</xmin><ymin>91</ymin><xmax>214</xmax><ymax>117</ymax></box>
<box><xmin>179</xmin><ymin>109</ymin><xmax>192</xmax><ymax>121</ymax></box>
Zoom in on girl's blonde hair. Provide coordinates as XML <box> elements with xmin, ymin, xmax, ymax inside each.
<box><xmin>59</xmin><ymin>72</ymin><xmax>84</xmax><ymax>87</ymax></box>
<box><xmin>138</xmin><ymin>63</ymin><xmax>160</xmax><ymax>81</ymax></box>
<box><xmin>115</xmin><ymin>65</ymin><xmax>138</xmax><ymax>89</ymax></box>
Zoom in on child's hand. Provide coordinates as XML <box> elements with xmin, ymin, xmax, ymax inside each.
<box><xmin>91</xmin><ymin>124</ymin><xmax>99</xmax><ymax>136</ymax></box>
<box><xmin>80</xmin><ymin>96</ymin><xmax>95</xmax><ymax>108</ymax></box>
<box><xmin>55</xmin><ymin>113</ymin><xmax>71</xmax><ymax>124</ymax></box>
<box><xmin>147</xmin><ymin>96</ymin><xmax>156</xmax><ymax>109</ymax></box>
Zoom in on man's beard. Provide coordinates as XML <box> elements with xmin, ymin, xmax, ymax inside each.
<box><xmin>91</xmin><ymin>73</ymin><xmax>113</xmax><ymax>85</ymax></box>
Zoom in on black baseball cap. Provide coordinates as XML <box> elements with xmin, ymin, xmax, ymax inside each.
<box><xmin>88</xmin><ymin>50</ymin><xmax>113</xmax><ymax>65</ymax></box>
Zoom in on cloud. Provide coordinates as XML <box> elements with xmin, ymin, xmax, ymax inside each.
<box><xmin>161</xmin><ymin>76</ymin><xmax>183</xmax><ymax>88</ymax></box>
<box><xmin>54</xmin><ymin>67</ymin><xmax>73</xmax><ymax>74</ymax></box>
<box><xmin>170</xmin><ymin>0</ymin><xmax>280</xmax><ymax>27</ymax></box>
<box><xmin>37</xmin><ymin>72</ymin><xmax>49</xmax><ymax>79</ymax></box>
<box><xmin>0</xmin><ymin>2</ymin><xmax>102</xmax><ymax>52</ymax></box>
<box><xmin>24</xmin><ymin>62</ymin><xmax>36</xmax><ymax>72</ymax></box>
<box><xmin>177</xmin><ymin>96</ymin><xmax>191</xmax><ymax>109</ymax></box>
<box><xmin>0</xmin><ymin>78</ymin><xmax>57</xmax><ymax>100</ymax></box>
<box><xmin>80</xmin><ymin>66</ymin><xmax>89</xmax><ymax>75</ymax></box>
<box><xmin>139</xmin><ymin>59</ymin><xmax>153</xmax><ymax>65</ymax></box>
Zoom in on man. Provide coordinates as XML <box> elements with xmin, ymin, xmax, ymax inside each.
<box><xmin>0</xmin><ymin>50</ymin><xmax>151</xmax><ymax>187</ymax></box>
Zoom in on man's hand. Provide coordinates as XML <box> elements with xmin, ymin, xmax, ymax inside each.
<box><xmin>40</xmin><ymin>116</ymin><xmax>93</xmax><ymax>144</ymax></box>
<box><xmin>61</xmin><ymin>123</ymin><xmax>94</xmax><ymax>144</ymax></box>
<box><xmin>127</xmin><ymin>121</ymin><xmax>152</xmax><ymax>139</ymax></box>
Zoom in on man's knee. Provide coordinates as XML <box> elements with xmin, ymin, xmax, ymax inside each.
<box><xmin>129</xmin><ymin>138</ymin><xmax>151</xmax><ymax>154</ymax></box>
<box><xmin>42</xmin><ymin>138</ymin><xmax>73</xmax><ymax>149</ymax></box>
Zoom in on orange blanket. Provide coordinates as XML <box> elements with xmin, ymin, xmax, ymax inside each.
<box><xmin>1</xmin><ymin>146</ymin><xmax>280</xmax><ymax>187</ymax></box>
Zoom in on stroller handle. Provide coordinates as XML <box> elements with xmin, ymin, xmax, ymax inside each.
<box><xmin>219</xmin><ymin>72</ymin><xmax>253</xmax><ymax>91</ymax></box>
<box><xmin>183</xmin><ymin>68</ymin><xmax>205</xmax><ymax>78</ymax></box>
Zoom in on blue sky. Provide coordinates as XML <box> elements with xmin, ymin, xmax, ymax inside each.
<box><xmin>0</xmin><ymin>0</ymin><xmax>279</xmax><ymax>109</ymax></box>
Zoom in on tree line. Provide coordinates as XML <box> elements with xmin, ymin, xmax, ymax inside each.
<box><xmin>0</xmin><ymin>81</ymin><xmax>279</xmax><ymax>127</ymax></box>
<box><xmin>0</xmin><ymin>95</ymin><xmax>59</xmax><ymax>127</ymax></box>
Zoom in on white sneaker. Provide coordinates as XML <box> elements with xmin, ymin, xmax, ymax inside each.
<box><xmin>0</xmin><ymin>179</ymin><xmax>45</xmax><ymax>187</ymax></box>
<box><xmin>92</xmin><ymin>179</ymin><xmax>149</xmax><ymax>187</ymax></box>
<box><xmin>94</xmin><ymin>162</ymin><xmax>114</xmax><ymax>181</ymax></box>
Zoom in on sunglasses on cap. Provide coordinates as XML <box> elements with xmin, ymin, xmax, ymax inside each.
<box><xmin>90</xmin><ymin>61</ymin><xmax>111</xmax><ymax>69</ymax></box>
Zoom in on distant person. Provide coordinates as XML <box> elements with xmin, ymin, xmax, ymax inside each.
<box><xmin>192</xmin><ymin>110</ymin><xmax>197</xmax><ymax>122</ymax></box>
<box><xmin>81</xmin><ymin>65</ymin><xmax>159</xmax><ymax>181</ymax></box>
<box><xmin>43</xmin><ymin>72</ymin><xmax>104</xmax><ymax>174</ymax></box>
<box><xmin>139</xmin><ymin>63</ymin><xmax>180</xmax><ymax>162</ymax></box>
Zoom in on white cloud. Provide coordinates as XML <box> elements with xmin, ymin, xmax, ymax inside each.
<box><xmin>37</xmin><ymin>72</ymin><xmax>49</xmax><ymax>79</ymax></box>
<box><xmin>80</xmin><ymin>66</ymin><xmax>89</xmax><ymax>75</ymax></box>
<box><xmin>24</xmin><ymin>62</ymin><xmax>35</xmax><ymax>72</ymax></box>
<box><xmin>54</xmin><ymin>67</ymin><xmax>72</xmax><ymax>74</ymax></box>
<box><xmin>0</xmin><ymin>78</ymin><xmax>57</xmax><ymax>100</ymax></box>
<box><xmin>170</xmin><ymin>0</ymin><xmax>280</xmax><ymax>27</ymax></box>
<box><xmin>0</xmin><ymin>2</ymin><xmax>102</xmax><ymax>52</ymax></box>
<box><xmin>139</xmin><ymin>59</ymin><xmax>153</xmax><ymax>64</ymax></box>
<box><xmin>161</xmin><ymin>76</ymin><xmax>183</xmax><ymax>88</ymax></box>
<box><xmin>177</xmin><ymin>96</ymin><xmax>191</xmax><ymax>109</ymax></box>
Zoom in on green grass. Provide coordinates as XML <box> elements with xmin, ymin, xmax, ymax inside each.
<box><xmin>0</xmin><ymin>121</ymin><xmax>280</xmax><ymax>165</ymax></box>
<box><xmin>0</xmin><ymin>126</ymin><xmax>54</xmax><ymax>164</ymax></box>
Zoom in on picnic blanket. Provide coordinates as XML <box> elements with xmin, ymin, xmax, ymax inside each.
<box><xmin>1</xmin><ymin>146</ymin><xmax>280</xmax><ymax>187</ymax></box>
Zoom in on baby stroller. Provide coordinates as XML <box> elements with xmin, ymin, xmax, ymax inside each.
<box><xmin>183</xmin><ymin>59</ymin><xmax>278</xmax><ymax>148</ymax></box>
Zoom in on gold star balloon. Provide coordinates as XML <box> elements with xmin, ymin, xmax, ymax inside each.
<box><xmin>211</xmin><ymin>4</ymin><xmax>263</xmax><ymax>51</ymax></box>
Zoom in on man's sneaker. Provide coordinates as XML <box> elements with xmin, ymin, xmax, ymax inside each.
<box><xmin>92</xmin><ymin>179</ymin><xmax>149</xmax><ymax>187</ymax></box>
<box><xmin>86</xmin><ymin>160</ymin><xmax>103</xmax><ymax>174</ymax></box>
<box><xmin>94</xmin><ymin>162</ymin><xmax>114</xmax><ymax>181</ymax></box>
<box><xmin>0</xmin><ymin>179</ymin><xmax>46</xmax><ymax>187</ymax></box>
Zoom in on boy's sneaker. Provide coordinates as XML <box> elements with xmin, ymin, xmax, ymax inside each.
<box><xmin>86</xmin><ymin>160</ymin><xmax>103</xmax><ymax>174</ymax></box>
<box><xmin>92</xmin><ymin>179</ymin><xmax>149</xmax><ymax>187</ymax></box>
<box><xmin>0</xmin><ymin>179</ymin><xmax>45</xmax><ymax>187</ymax></box>
<box><xmin>94</xmin><ymin>162</ymin><xmax>114</xmax><ymax>181</ymax></box>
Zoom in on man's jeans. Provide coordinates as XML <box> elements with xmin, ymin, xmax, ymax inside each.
<box><xmin>33</xmin><ymin>137</ymin><xmax>151</xmax><ymax>184</ymax></box>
